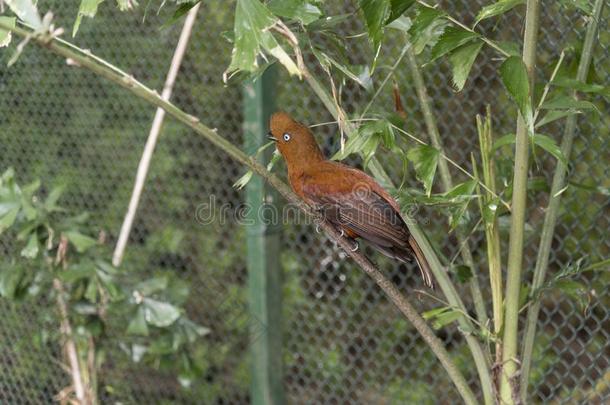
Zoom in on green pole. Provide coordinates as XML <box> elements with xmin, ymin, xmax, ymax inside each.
<box><xmin>244</xmin><ymin>67</ymin><xmax>284</xmax><ymax>405</ymax></box>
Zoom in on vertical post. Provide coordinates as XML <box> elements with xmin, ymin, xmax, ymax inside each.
<box><xmin>244</xmin><ymin>67</ymin><xmax>284</xmax><ymax>405</ymax></box>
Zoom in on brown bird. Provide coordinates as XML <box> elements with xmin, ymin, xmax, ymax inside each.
<box><xmin>268</xmin><ymin>112</ymin><xmax>433</xmax><ymax>288</ymax></box>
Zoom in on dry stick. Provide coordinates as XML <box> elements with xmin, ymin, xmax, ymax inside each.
<box><xmin>500</xmin><ymin>0</ymin><xmax>541</xmax><ymax>403</ymax></box>
<box><xmin>519</xmin><ymin>0</ymin><xmax>605</xmax><ymax>401</ymax></box>
<box><xmin>54</xmin><ymin>278</ymin><xmax>87</xmax><ymax>404</ymax></box>
<box><xmin>112</xmin><ymin>3</ymin><xmax>201</xmax><ymax>266</ymax></box>
<box><xmin>2</xmin><ymin>23</ymin><xmax>477</xmax><ymax>405</ymax></box>
<box><xmin>405</xmin><ymin>47</ymin><xmax>489</xmax><ymax>334</ymax></box>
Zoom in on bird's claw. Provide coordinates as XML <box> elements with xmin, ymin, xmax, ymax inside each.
<box><xmin>315</xmin><ymin>224</ymin><xmax>321</xmax><ymax>233</ymax></box>
<box><xmin>339</xmin><ymin>229</ymin><xmax>345</xmax><ymax>237</ymax></box>
<box><xmin>350</xmin><ymin>241</ymin><xmax>359</xmax><ymax>252</ymax></box>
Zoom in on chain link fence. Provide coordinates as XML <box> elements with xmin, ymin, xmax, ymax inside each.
<box><xmin>1</xmin><ymin>0</ymin><xmax>608</xmax><ymax>403</ymax></box>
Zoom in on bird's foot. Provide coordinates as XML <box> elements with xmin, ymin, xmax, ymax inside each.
<box><xmin>350</xmin><ymin>240</ymin><xmax>359</xmax><ymax>252</ymax></box>
<box><xmin>339</xmin><ymin>229</ymin><xmax>345</xmax><ymax>238</ymax></box>
<box><xmin>315</xmin><ymin>224</ymin><xmax>321</xmax><ymax>233</ymax></box>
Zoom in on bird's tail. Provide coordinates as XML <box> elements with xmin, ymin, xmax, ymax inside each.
<box><xmin>408</xmin><ymin>235</ymin><xmax>434</xmax><ymax>289</ymax></box>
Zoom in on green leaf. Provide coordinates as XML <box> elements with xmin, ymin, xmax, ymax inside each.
<box><xmin>551</xmin><ymin>76</ymin><xmax>609</xmax><ymax>96</ymax></box>
<box><xmin>333</xmin><ymin>119</ymin><xmax>394</xmax><ymax>164</ymax></box>
<box><xmin>387</xmin><ymin>0</ymin><xmax>416</xmax><ymax>24</ymax></box>
<box><xmin>406</xmin><ymin>145</ymin><xmax>439</xmax><ymax>196</ymax></box>
<box><xmin>445</xmin><ymin>180</ymin><xmax>477</xmax><ymax>228</ymax></box>
<box><xmin>226</xmin><ymin>0</ymin><xmax>300</xmax><ymax>79</ymax></box>
<box><xmin>541</xmin><ymin>95</ymin><xmax>599</xmax><ymax>113</ymax></box>
<box><xmin>448</xmin><ymin>40</ymin><xmax>484</xmax><ymax>91</ymax></box>
<box><xmin>535</xmin><ymin>109</ymin><xmax>581</xmax><ymax>129</ymax></box>
<box><xmin>491</xmin><ymin>133</ymin><xmax>567</xmax><ymax>164</ymax></box>
<box><xmin>475</xmin><ymin>0</ymin><xmax>525</xmax><ymax>25</ymax></box>
<box><xmin>162</xmin><ymin>1</ymin><xmax>200</xmax><ymax>28</ymax></box>
<box><xmin>422</xmin><ymin>306</ymin><xmax>461</xmax><ymax>329</ymax></box>
<box><xmin>430</xmin><ymin>27</ymin><xmax>479</xmax><ymax>62</ymax></box>
<box><xmin>268</xmin><ymin>0</ymin><xmax>323</xmax><ymax>25</ymax></box>
<box><xmin>60</xmin><ymin>262</ymin><xmax>97</xmax><ymax>283</ymax></box>
<box><xmin>312</xmin><ymin>48</ymin><xmax>373</xmax><ymax>91</ymax></box>
<box><xmin>454</xmin><ymin>265</ymin><xmax>473</xmax><ymax>283</ymax></box>
<box><xmin>65</xmin><ymin>230</ymin><xmax>97</xmax><ymax>253</ymax></box>
<box><xmin>359</xmin><ymin>0</ymin><xmax>391</xmax><ymax>49</ymax></box>
<box><xmin>408</xmin><ymin>6</ymin><xmax>448</xmax><ymax>54</ymax></box>
<box><xmin>5</xmin><ymin>0</ymin><xmax>42</xmax><ymax>30</ymax></box>
<box><xmin>496</xmin><ymin>40</ymin><xmax>521</xmax><ymax>57</ymax></box>
<box><xmin>73</xmin><ymin>0</ymin><xmax>105</xmax><ymax>37</ymax></box>
<box><xmin>233</xmin><ymin>170</ymin><xmax>253</xmax><ymax>190</ymax></box>
<box><xmin>500</xmin><ymin>56</ymin><xmax>533</xmax><ymax>131</ymax></box>
<box><xmin>136</xmin><ymin>276</ymin><xmax>169</xmax><ymax>296</ymax></box>
<box><xmin>0</xmin><ymin>17</ymin><xmax>16</xmax><ymax>48</ymax></box>
<box><xmin>44</xmin><ymin>185</ymin><xmax>65</xmax><ymax>211</ymax></box>
<box><xmin>0</xmin><ymin>206</ymin><xmax>20</xmax><ymax>234</ymax></box>
<box><xmin>143</xmin><ymin>298</ymin><xmax>181</xmax><ymax>327</ymax></box>
<box><xmin>127</xmin><ymin>306</ymin><xmax>149</xmax><ymax>336</ymax></box>
<box><xmin>20</xmin><ymin>233</ymin><xmax>39</xmax><ymax>259</ymax></box>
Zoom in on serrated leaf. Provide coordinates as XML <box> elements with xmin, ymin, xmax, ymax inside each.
<box><xmin>387</xmin><ymin>0</ymin><xmax>416</xmax><ymax>24</ymax></box>
<box><xmin>500</xmin><ymin>56</ymin><xmax>533</xmax><ymax>131</ymax></box>
<box><xmin>5</xmin><ymin>0</ymin><xmax>42</xmax><ymax>30</ymax></box>
<box><xmin>406</xmin><ymin>145</ymin><xmax>439</xmax><ymax>196</ymax></box>
<box><xmin>268</xmin><ymin>0</ymin><xmax>322</xmax><ymax>25</ymax></box>
<box><xmin>430</xmin><ymin>27</ymin><xmax>479</xmax><ymax>62</ymax></box>
<box><xmin>65</xmin><ymin>230</ymin><xmax>97</xmax><ymax>252</ymax></box>
<box><xmin>73</xmin><ymin>0</ymin><xmax>105</xmax><ymax>37</ymax></box>
<box><xmin>448</xmin><ymin>40</ymin><xmax>484</xmax><ymax>91</ymax></box>
<box><xmin>359</xmin><ymin>0</ymin><xmax>391</xmax><ymax>49</ymax></box>
<box><xmin>127</xmin><ymin>306</ymin><xmax>149</xmax><ymax>336</ymax></box>
<box><xmin>143</xmin><ymin>298</ymin><xmax>181</xmax><ymax>327</ymax></box>
<box><xmin>409</xmin><ymin>6</ymin><xmax>448</xmax><ymax>54</ymax></box>
<box><xmin>475</xmin><ymin>0</ymin><xmax>525</xmax><ymax>25</ymax></box>
<box><xmin>0</xmin><ymin>17</ymin><xmax>16</xmax><ymax>48</ymax></box>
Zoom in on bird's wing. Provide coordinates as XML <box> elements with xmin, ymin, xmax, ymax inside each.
<box><xmin>301</xmin><ymin>165</ymin><xmax>409</xmax><ymax>248</ymax></box>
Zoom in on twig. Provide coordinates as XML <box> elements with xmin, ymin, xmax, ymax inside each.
<box><xmin>500</xmin><ymin>0</ymin><xmax>542</xmax><ymax>402</ymax></box>
<box><xmin>112</xmin><ymin>3</ymin><xmax>201</xmax><ymax>266</ymax></box>
<box><xmin>519</xmin><ymin>0</ymin><xmax>605</xmax><ymax>401</ymax></box>
<box><xmin>1</xmin><ymin>21</ymin><xmax>478</xmax><ymax>405</ymax></box>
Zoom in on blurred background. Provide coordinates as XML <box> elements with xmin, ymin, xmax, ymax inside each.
<box><xmin>0</xmin><ymin>0</ymin><xmax>608</xmax><ymax>403</ymax></box>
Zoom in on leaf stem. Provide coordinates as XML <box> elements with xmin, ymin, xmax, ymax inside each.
<box><xmin>499</xmin><ymin>0</ymin><xmax>541</xmax><ymax>402</ymax></box>
<box><xmin>519</xmin><ymin>0</ymin><xmax>605</xmax><ymax>401</ymax></box>
<box><xmin>1</xmin><ymin>21</ymin><xmax>477</xmax><ymax>405</ymax></box>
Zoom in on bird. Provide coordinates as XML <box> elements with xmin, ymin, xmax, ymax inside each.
<box><xmin>268</xmin><ymin>111</ymin><xmax>433</xmax><ymax>288</ymax></box>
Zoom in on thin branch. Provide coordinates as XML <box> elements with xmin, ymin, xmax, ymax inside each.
<box><xmin>112</xmin><ymin>3</ymin><xmax>201</xmax><ymax>267</ymax></box>
<box><xmin>2</xmin><ymin>22</ymin><xmax>477</xmax><ymax>405</ymax></box>
<box><xmin>520</xmin><ymin>0</ymin><xmax>605</xmax><ymax>401</ymax></box>
<box><xmin>500</xmin><ymin>0</ymin><xmax>542</xmax><ymax>402</ymax></box>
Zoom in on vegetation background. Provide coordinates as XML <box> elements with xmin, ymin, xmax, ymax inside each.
<box><xmin>0</xmin><ymin>0</ymin><xmax>608</xmax><ymax>403</ymax></box>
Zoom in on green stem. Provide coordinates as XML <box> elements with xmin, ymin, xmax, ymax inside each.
<box><xmin>519</xmin><ymin>0</ymin><xmax>605</xmax><ymax>400</ymax></box>
<box><xmin>303</xmin><ymin>50</ymin><xmax>493</xmax><ymax>405</ymax></box>
<box><xmin>500</xmin><ymin>0</ymin><xmax>541</xmax><ymax>403</ymax></box>
<box><xmin>405</xmin><ymin>47</ymin><xmax>489</xmax><ymax>334</ymax></box>
<box><xmin>2</xmin><ymin>22</ymin><xmax>477</xmax><ymax>405</ymax></box>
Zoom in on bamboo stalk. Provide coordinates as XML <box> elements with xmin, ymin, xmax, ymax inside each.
<box><xmin>500</xmin><ymin>0</ymin><xmax>541</xmax><ymax>402</ymax></box>
<box><xmin>2</xmin><ymin>22</ymin><xmax>478</xmax><ymax>405</ymax></box>
<box><xmin>519</xmin><ymin>0</ymin><xmax>605</xmax><ymax>400</ymax></box>
<box><xmin>405</xmin><ymin>47</ymin><xmax>489</xmax><ymax>334</ymax></box>
<box><xmin>112</xmin><ymin>3</ymin><xmax>201</xmax><ymax>266</ymax></box>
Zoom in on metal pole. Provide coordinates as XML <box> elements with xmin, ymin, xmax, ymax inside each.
<box><xmin>244</xmin><ymin>67</ymin><xmax>283</xmax><ymax>405</ymax></box>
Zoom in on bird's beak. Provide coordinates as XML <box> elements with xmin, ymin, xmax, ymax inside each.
<box><xmin>267</xmin><ymin>131</ymin><xmax>276</xmax><ymax>142</ymax></box>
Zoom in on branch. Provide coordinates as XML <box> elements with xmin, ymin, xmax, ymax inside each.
<box><xmin>2</xmin><ymin>21</ymin><xmax>477</xmax><ymax>405</ymax></box>
<box><xmin>113</xmin><ymin>3</ymin><xmax>201</xmax><ymax>266</ymax></box>
<box><xmin>519</xmin><ymin>0</ymin><xmax>605</xmax><ymax>400</ymax></box>
<box><xmin>500</xmin><ymin>0</ymin><xmax>541</xmax><ymax>402</ymax></box>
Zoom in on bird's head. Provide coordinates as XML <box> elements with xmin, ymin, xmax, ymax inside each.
<box><xmin>268</xmin><ymin>112</ymin><xmax>325</xmax><ymax>171</ymax></box>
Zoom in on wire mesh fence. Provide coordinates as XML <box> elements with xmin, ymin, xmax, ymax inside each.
<box><xmin>0</xmin><ymin>0</ymin><xmax>608</xmax><ymax>404</ymax></box>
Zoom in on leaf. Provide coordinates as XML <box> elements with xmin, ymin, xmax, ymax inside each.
<box><xmin>333</xmin><ymin>119</ymin><xmax>394</xmax><ymax>164</ymax></box>
<box><xmin>500</xmin><ymin>56</ymin><xmax>533</xmax><ymax>131</ymax></box>
<box><xmin>541</xmin><ymin>95</ymin><xmax>599</xmax><ymax>113</ymax></box>
<box><xmin>496</xmin><ymin>40</ymin><xmax>521</xmax><ymax>57</ymax></box>
<box><xmin>65</xmin><ymin>230</ymin><xmax>97</xmax><ymax>252</ymax></box>
<box><xmin>551</xmin><ymin>76</ymin><xmax>609</xmax><ymax>96</ymax></box>
<box><xmin>136</xmin><ymin>276</ymin><xmax>169</xmax><ymax>296</ymax></box>
<box><xmin>408</xmin><ymin>6</ymin><xmax>448</xmax><ymax>54</ymax></box>
<box><xmin>455</xmin><ymin>265</ymin><xmax>473</xmax><ymax>283</ymax></box>
<box><xmin>20</xmin><ymin>233</ymin><xmax>39</xmax><ymax>258</ymax></box>
<box><xmin>0</xmin><ymin>206</ymin><xmax>20</xmax><ymax>234</ymax></box>
<box><xmin>73</xmin><ymin>0</ymin><xmax>105</xmax><ymax>37</ymax></box>
<box><xmin>430</xmin><ymin>27</ymin><xmax>479</xmax><ymax>62</ymax></box>
<box><xmin>359</xmin><ymin>0</ymin><xmax>391</xmax><ymax>49</ymax></box>
<box><xmin>225</xmin><ymin>0</ymin><xmax>300</xmax><ymax>79</ymax></box>
<box><xmin>0</xmin><ymin>17</ymin><xmax>16</xmax><ymax>48</ymax></box>
<box><xmin>445</xmin><ymin>180</ymin><xmax>477</xmax><ymax>228</ymax></box>
<box><xmin>5</xmin><ymin>0</ymin><xmax>42</xmax><ymax>30</ymax></box>
<box><xmin>44</xmin><ymin>185</ymin><xmax>65</xmax><ymax>211</ymax></box>
<box><xmin>162</xmin><ymin>1</ymin><xmax>200</xmax><ymax>28</ymax></box>
<box><xmin>312</xmin><ymin>48</ymin><xmax>373</xmax><ymax>91</ymax></box>
<box><xmin>448</xmin><ymin>40</ymin><xmax>484</xmax><ymax>91</ymax></box>
<box><xmin>0</xmin><ymin>265</ymin><xmax>25</xmax><ymax>299</ymax></box>
<box><xmin>422</xmin><ymin>306</ymin><xmax>461</xmax><ymax>329</ymax></box>
<box><xmin>268</xmin><ymin>0</ymin><xmax>322</xmax><ymax>25</ymax></box>
<box><xmin>535</xmin><ymin>109</ymin><xmax>582</xmax><ymax>129</ymax></box>
<box><xmin>143</xmin><ymin>298</ymin><xmax>181</xmax><ymax>327</ymax></box>
<box><xmin>406</xmin><ymin>145</ymin><xmax>439</xmax><ymax>196</ymax></box>
<box><xmin>386</xmin><ymin>15</ymin><xmax>412</xmax><ymax>31</ymax></box>
<box><xmin>127</xmin><ymin>306</ymin><xmax>149</xmax><ymax>336</ymax></box>
<box><xmin>388</xmin><ymin>0</ymin><xmax>416</xmax><ymax>24</ymax></box>
<box><xmin>492</xmin><ymin>133</ymin><xmax>567</xmax><ymax>164</ymax></box>
<box><xmin>233</xmin><ymin>170</ymin><xmax>253</xmax><ymax>190</ymax></box>
<box><xmin>475</xmin><ymin>0</ymin><xmax>525</xmax><ymax>25</ymax></box>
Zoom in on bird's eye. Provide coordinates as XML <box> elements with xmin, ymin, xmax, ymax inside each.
<box><xmin>283</xmin><ymin>133</ymin><xmax>291</xmax><ymax>142</ymax></box>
